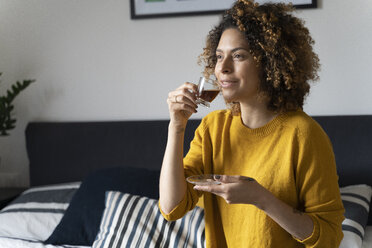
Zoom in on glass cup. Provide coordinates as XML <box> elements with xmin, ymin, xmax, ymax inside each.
<box><xmin>195</xmin><ymin>77</ymin><xmax>220</xmax><ymax>107</ymax></box>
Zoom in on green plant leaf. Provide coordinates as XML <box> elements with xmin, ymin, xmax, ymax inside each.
<box><xmin>0</xmin><ymin>74</ymin><xmax>35</xmax><ymax>136</ymax></box>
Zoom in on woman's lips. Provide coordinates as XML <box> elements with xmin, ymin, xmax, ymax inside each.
<box><xmin>219</xmin><ymin>80</ymin><xmax>237</xmax><ymax>88</ymax></box>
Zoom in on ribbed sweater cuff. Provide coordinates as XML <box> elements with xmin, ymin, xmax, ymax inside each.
<box><xmin>293</xmin><ymin>214</ymin><xmax>320</xmax><ymax>245</ymax></box>
<box><xmin>158</xmin><ymin>195</ymin><xmax>189</xmax><ymax>221</ymax></box>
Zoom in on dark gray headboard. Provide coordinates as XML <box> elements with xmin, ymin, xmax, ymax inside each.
<box><xmin>25</xmin><ymin>115</ymin><xmax>372</xmax><ymax>223</ymax></box>
<box><xmin>312</xmin><ymin>116</ymin><xmax>372</xmax><ymax>187</ymax></box>
<box><xmin>25</xmin><ymin>116</ymin><xmax>372</xmax><ymax>187</ymax></box>
<box><xmin>26</xmin><ymin>120</ymin><xmax>200</xmax><ymax>186</ymax></box>
<box><xmin>26</xmin><ymin>115</ymin><xmax>372</xmax><ymax>186</ymax></box>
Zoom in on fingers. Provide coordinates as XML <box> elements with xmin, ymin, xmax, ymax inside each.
<box><xmin>192</xmin><ymin>177</ymin><xmax>239</xmax><ymax>194</ymax></box>
<box><xmin>215</xmin><ymin>175</ymin><xmax>240</xmax><ymax>183</ymax></box>
<box><xmin>193</xmin><ymin>184</ymin><xmax>224</xmax><ymax>195</ymax></box>
<box><xmin>170</xmin><ymin>93</ymin><xmax>197</xmax><ymax>109</ymax></box>
<box><xmin>214</xmin><ymin>175</ymin><xmax>255</xmax><ymax>183</ymax></box>
<box><xmin>170</xmin><ymin>84</ymin><xmax>198</xmax><ymax>105</ymax></box>
<box><xmin>167</xmin><ymin>96</ymin><xmax>197</xmax><ymax>114</ymax></box>
<box><xmin>167</xmin><ymin>82</ymin><xmax>198</xmax><ymax>114</ymax></box>
<box><xmin>176</xmin><ymin>82</ymin><xmax>198</xmax><ymax>93</ymax></box>
<box><xmin>193</xmin><ymin>175</ymin><xmax>259</xmax><ymax>205</ymax></box>
<box><xmin>240</xmin><ymin>176</ymin><xmax>256</xmax><ymax>182</ymax></box>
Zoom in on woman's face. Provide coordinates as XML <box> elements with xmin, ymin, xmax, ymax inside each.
<box><xmin>214</xmin><ymin>28</ymin><xmax>261</xmax><ymax>105</ymax></box>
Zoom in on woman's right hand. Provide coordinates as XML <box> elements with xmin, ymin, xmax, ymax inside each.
<box><xmin>167</xmin><ymin>82</ymin><xmax>198</xmax><ymax>129</ymax></box>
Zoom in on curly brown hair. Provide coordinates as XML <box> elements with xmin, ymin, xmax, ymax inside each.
<box><xmin>199</xmin><ymin>0</ymin><xmax>320</xmax><ymax>114</ymax></box>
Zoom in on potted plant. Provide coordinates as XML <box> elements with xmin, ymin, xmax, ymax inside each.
<box><xmin>0</xmin><ymin>73</ymin><xmax>35</xmax><ymax>136</ymax></box>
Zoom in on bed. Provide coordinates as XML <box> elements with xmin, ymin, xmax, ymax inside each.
<box><xmin>0</xmin><ymin>115</ymin><xmax>371</xmax><ymax>248</ymax></box>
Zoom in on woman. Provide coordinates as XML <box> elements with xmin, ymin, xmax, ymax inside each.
<box><xmin>159</xmin><ymin>0</ymin><xmax>344</xmax><ymax>247</ymax></box>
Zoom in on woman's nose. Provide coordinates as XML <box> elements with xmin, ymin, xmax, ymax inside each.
<box><xmin>218</xmin><ymin>58</ymin><xmax>233</xmax><ymax>74</ymax></box>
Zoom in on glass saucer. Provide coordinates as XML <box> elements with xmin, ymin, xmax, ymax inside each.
<box><xmin>186</xmin><ymin>174</ymin><xmax>221</xmax><ymax>185</ymax></box>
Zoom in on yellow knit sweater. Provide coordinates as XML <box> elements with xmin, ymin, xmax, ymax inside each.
<box><xmin>160</xmin><ymin>109</ymin><xmax>344</xmax><ymax>248</ymax></box>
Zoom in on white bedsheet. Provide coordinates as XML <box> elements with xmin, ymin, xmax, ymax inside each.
<box><xmin>0</xmin><ymin>236</ymin><xmax>89</xmax><ymax>248</ymax></box>
<box><xmin>363</xmin><ymin>226</ymin><xmax>372</xmax><ymax>248</ymax></box>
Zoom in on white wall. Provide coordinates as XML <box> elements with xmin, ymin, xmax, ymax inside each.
<box><xmin>0</xmin><ymin>0</ymin><xmax>371</xmax><ymax>187</ymax></box>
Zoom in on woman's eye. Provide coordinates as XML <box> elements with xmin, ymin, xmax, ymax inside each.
<box><xmin>233</xmin><ymin>54</ymin><xmax>244</xmax><ymax>59</ymax></box>
<box><xmin>216</xmin><ymin>54</ymin><xmax>223</xmax><ymax>60</ymax></box>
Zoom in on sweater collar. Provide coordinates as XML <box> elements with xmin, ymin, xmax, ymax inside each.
<box><xmin>231</xmin><ymin>110</ymin><xmax>292</xmax><ymax>138</ymax></box>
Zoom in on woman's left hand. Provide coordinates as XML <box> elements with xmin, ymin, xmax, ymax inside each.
<box><xmin>193</xmin><ymin>175</ymin><xmax>270</xmax><ymax>206</ymax></box>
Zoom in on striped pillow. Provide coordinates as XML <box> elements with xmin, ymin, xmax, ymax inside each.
<box><xmin>93</xmin><ymin>191</ymin><xmax>205</xmax><ymax>248</ymax></box>
<box><xmin>339</xmin><ymin>184</ymin><xmax>372</xmax><ymax>248</ymax></box>
<box><xmin>0</xmin><ymin>182</ymin><xmax>80</xmax><ymax>241</ymax></box>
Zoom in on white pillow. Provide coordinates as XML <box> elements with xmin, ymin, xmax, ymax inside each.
<box><xmin>339</xmin><ymin>184</ymin><xmax>372</xmax><ymax>248</ymax></box>
<box><xmin>93</xmin><ymin>191</ymin><xmax>205</xmax><ymax>248</ymax></box>
<box><xmin>0</xmin><ymin>182</ymin><xmax>80</xmax><ymax>241</ymax></box>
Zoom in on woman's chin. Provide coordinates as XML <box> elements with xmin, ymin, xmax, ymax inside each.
<box><xmin>221</xmin><ymin>92</ymin><xmax>237</xmax><ymax>103</ymax></box>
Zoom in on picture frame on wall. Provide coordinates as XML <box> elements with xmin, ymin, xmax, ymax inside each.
<box><xmin>130</xmin><ymin>0</ymin><xmax>317</xmax><ymax>19</ymax></box>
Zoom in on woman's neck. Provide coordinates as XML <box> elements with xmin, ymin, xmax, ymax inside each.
<box><xmin>239</xmin><ymin>102</ymin><xmax>278</xmax><ymax>129</ymax></box>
